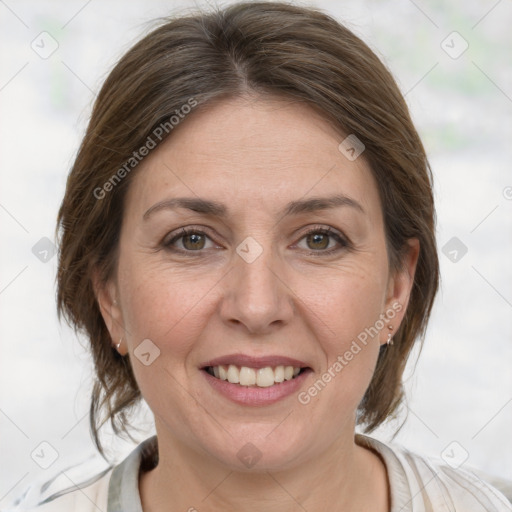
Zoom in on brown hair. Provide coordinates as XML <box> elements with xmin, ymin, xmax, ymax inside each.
<box><xmin>57</xmin><ymin>0</ymin><xmax>439</xmax><ymax>455</ymax></box>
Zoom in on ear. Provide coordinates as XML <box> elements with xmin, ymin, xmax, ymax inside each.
<box><xmin>92</xmin><ymin>268</ymin><xmax>127</xmax><ymax>355</ymax></box>
<box><xmin>381</xmin><ymin>238</ymin><xmax>420</xmax><ymax>345</ymax></box>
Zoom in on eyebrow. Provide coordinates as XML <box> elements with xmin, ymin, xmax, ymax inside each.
<box><xmin>142</xmin><ymin>193</ymin><xmax>365</xmax><ymax>221</ymax></box>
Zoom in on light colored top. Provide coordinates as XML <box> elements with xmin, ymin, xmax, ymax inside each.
<box><xmin>10</xmin><ymin>434</ymin><xmax>512</xmax><ymax>511</ymax></box>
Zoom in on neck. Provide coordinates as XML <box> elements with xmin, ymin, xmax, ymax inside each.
<box><xmin>139</xmin><ymin>428</ymin><xmax>389</xmax><ymax>512</ymax></box>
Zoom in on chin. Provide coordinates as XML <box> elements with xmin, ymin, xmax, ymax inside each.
<box><xmin>195</xmin><ymin>426</ymin><xmax>311</xmax><ymax>473</ymax></box>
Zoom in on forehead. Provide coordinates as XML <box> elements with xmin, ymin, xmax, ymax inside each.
<box><xmin>124</xmin><ymin>95</ymin><xmax>381</xmax><ymax>221</ymax></box>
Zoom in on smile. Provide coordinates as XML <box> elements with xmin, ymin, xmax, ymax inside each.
<box><xmin>205</xmin><ymin>364</ymin><xmax>304</xmax><ymax>387</ymax></box>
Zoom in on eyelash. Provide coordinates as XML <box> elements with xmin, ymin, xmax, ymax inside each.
<box><xmin>163</xmin><ymin>225</ymin><xmax>350</xmax><ymax>257</ymax></box>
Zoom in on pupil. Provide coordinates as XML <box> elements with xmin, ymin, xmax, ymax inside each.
<box><xmin>185</xmin><ymin>233</ymin><xmax>204</xmax><ymax>250</ymax></box>
<box><xmin>308</xmin><ymin>233</ymin><xmax>328</xmax><ymax>250</ymax></box>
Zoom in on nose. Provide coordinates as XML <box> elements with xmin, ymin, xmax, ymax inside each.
<box><xmin>219</xmin><ymin>241</ymin><xmax>295</xmax><ymax>335</ymax></box>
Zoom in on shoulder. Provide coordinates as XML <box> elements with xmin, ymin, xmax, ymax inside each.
<box><xmin>12</xmin><ymin>468</ymin><xmax>112</xmax><ymax>512</ymax></box>
<box><xmin>356</xmin><ymin>434</ymin><xmax>512</xmax><ymax>511</ymax></box>
<box><xmin>11</xmin><ymin>436</ymin><xmax>158</xmax><ymax>512</ymax></box>
<box><xmin>399</xmin><ymin>449</ymin><xmax>512</xmax><ymax>511</ymax></box>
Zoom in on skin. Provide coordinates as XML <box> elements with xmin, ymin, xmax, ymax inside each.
<box><xmin>96</xmin><ymin>94</ymin><xmax>419</xmax><ymax>511</ymax></box>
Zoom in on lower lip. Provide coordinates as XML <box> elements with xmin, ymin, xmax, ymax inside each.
<box><xmin>201</xmin><ymin>369</ymin><xmax>312</xmax><ymax>406</ymax></box>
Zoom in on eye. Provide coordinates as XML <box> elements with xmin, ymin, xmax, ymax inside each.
<box><xmin>162</xmin><ymin>225</ymin><xmax>350</xmax><ymax>256</ymax></box>
<box><xmin>295</xmin><ymin>226</ymin><xmax>349</xmax><ymax>255</ymax></box>
<box><xmin>163</xmin><ymin>228</ymin><xmax>217</xmax><ymax>252</ymax></box>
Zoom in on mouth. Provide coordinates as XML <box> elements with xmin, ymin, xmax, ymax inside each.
<box><xmin>200</xmin><ymin>355</ymin><xmax>313</xmax><ymax>406</ymax></box>
<box><xmin>202</xmin><ymin>364</ymin><xmax>309</xmax><ymax>388</ymax></box>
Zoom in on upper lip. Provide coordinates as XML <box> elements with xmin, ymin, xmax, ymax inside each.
<box><xmin>200</xmin><ymin>354</ymin><xmax>310</xmax><ymax>369</ymax></box>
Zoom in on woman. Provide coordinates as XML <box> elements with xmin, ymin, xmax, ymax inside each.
<box><xmin>21</xmin><ymin>1</ymin><xmax>512</xmax><ymax>510</ymax></box>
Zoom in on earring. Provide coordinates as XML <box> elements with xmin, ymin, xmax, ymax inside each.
<box><xmin>115</xmin><ymin>337</ymin><xmax>123</xmax><ymax>351</ymax></box>
<box><xmin>386</xmin><ymin>325</ymin><xmax>394</xmax><ymax>346</ymax></box>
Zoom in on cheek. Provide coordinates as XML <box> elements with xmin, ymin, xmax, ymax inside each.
<box><xmin>295</xmin><ymin>263</ymin><xmax>387</xmax><ymax>405</ymax></box>
<box><xmin>116</xmin><ymin>259</ymin><xmax>223</xmax><ymax>419</ymax></box>
<box><xmin>117</xmin><ymin>256</ymin><xmax>221</xmax><ymax>357</ymax></box>
<box><xmin>295</xmin><ymin>258</ymin><xmax>388</xmax><ymax>342</ymax></box>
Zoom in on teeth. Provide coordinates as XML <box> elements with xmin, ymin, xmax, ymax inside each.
<box><xmin>227</xmin><ymin>364</ymin><xmax>240</xmax><ymax>384</ymax></box>
<box><xmin>208</xmin><ymin>364</ymin><xmax>303</xmax><ymax>387</ymax></box>
<box><xmin>274</xmin><ymin>365</ymin><xmax>285</xmax><ymax>383</ymax></box>
<box><xmin>239</xmin><ymin>366</ymin><xmax>256</xmax><ymax>386</ymax></box>
<box><xmin>218</xmin><ymin>365</ymin><xmax>228</xmax><ymax>380</ymax></box>
<box><xmin>256</xmin><ymin>367</ymin><xmax>275</xmax><ymax>387</ymax></box>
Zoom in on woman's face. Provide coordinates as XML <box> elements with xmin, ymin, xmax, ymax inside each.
<box><xmin>100</xmin><ymin>95</ymin><xmax>417</xmax><ymax>471</ymax></box>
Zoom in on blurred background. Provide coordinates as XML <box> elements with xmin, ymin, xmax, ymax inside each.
<box><xmin>1</xmin><ymin>0</ymin><xmax>511</xmax><ymax>508</ymax></box>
